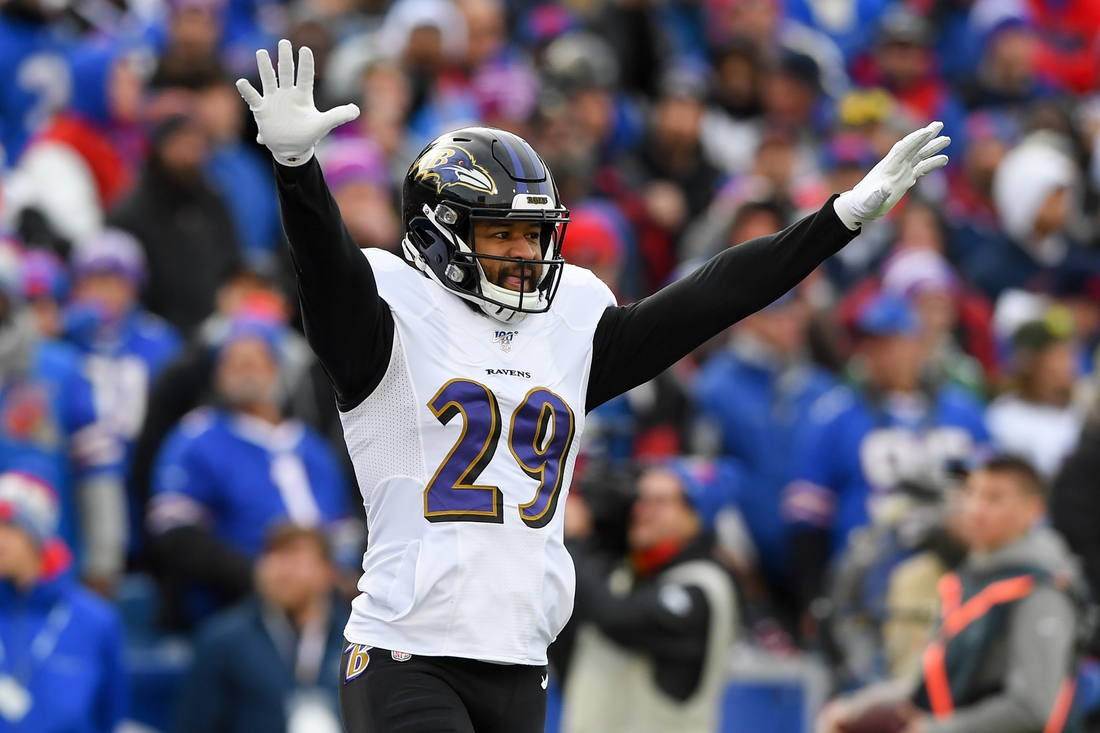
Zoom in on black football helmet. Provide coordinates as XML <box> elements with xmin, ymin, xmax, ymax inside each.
<box><xmin>400</xmin><ymin>127</ymin><xmax>570</xmax><ymax>323</ymax></box>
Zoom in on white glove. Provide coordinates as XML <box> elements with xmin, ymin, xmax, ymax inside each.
<box><xmin>236</xmin><ymin>39</ymin><xmax>360</xmax><ymax>167</ymax></box>
<box><xmin>833</xmin><ymin>121</ymin><xmax>951</xmax><ymax>231</ymax></box>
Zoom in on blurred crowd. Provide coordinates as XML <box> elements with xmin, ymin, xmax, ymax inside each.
<box><xmin>1</xmin><ymin>0</ymin><xmax>1100</xmax><ymax>728</ymax></box>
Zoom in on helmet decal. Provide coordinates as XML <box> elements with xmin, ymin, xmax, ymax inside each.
<box><xmin>414</xmin><ymin>146</ymin><xmax>498</xmax><ymax>196</ymax></box>
<box><xmin>494</xmin><ymin>134</ymin><xmax>550</xmax><ymax>196</ymax></box>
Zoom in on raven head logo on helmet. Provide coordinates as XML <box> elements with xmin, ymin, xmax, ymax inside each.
<box><xmin>414</xmin><ymin>146</ymin><xmax>498</xmax><ymax>196</ymax></box>
<box><xmin>401</xmin><ymin>127</ymin><xmax>570</xmax><ymax>324</ymax></box>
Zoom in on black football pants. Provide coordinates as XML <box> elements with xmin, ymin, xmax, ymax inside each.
<box><xmin>339</xmin><ymin>643</ymin><xmax>548</xmax><ymax>733</ymax></box>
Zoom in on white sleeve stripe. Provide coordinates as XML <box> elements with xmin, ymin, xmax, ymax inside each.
<box><xmin>147</xmin><ymin>493</ymin><xmax>211</xmax><ymax>534</ymax></box>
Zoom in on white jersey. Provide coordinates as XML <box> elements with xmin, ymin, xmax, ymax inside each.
<box><xmin>341</xmin><ymin>248</ymin><xmax>616</xmax><ymax>665</ymax></box>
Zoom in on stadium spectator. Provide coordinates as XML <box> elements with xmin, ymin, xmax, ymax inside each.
<box><xmin>700</xmin><ymin>39</ymin><xmax>766</xmax><ymax>176</ymax></box>
<box><xmin>559</xmin><ymin>207</ymin><xmax>626</xmax><ymax>297</ymax></box>
<box><xmin>762</xmin><ymin>50</ymin><xmax>826</xmax><ymax>142</ymax></box>
<box><xmin>837</xmin><ymin>245</ymin><xmax>993</xmax><ymax>395</ymax></box>
<box><xmin>456</xmin><ymin>0</ymin><xmax>507</xmax><ymax>74</ymax></box>
<box><xmin>150</xmin><ymin>0</ymin><xmax>227</xmax><ymax>90</ymax></box>
<box><xmin>704</xmin><ymin>0</ymin><xmax>849</xmax><ymax>100</ymax></box>
<box><xmin>65</xmin><ymin>229</ymin><xmax>183</xmax><ymax>462</ymax></box>
<box><xmin>147</xmin><ymin>317</ymin><xmax>357</xmax><ymax>628</ymax></box>
<box><xmin>174</xmin><ymin>525</ymin><xmax>347</xmax><ymax>733</ymax></box>
<box><xmin>958</xmin><ymin>135</ymin><xmax>1100</xmax><ymax>300</ymax></box>
<box><xmin>109</xmin><ymin>113</ymin><xmax>242</xmax><ymax>335</ymax></box>
<box><xmin>987</xmin><ymin>316</ymin><xmax>1083</xmax><ymax>480</ymax></box>
<box><xmin>944</xmin><ymin>111</ymin><xmax>1016</xmax><ymax>238</ymax></box>
<box><xmin>961</xmin><ymin>15</ymin><xmax>1056</xmax><ymax>116</ymax></box>
<box><xmin>783</xmin><ymin>294</ymin><xmax>989</xmax><ymax>629</ymax></box>
<box><xmin>0</xmin><ymin>470</ymin><xmax>129</xmax><ymax>733</ymax></box>
<box><xmin>18</xmin><ymin>248</ymin><xmax>69</xmax><ymax>339</ymax></box>
<box><xmin>678</xmin><ymin>188</ymin><xmax>796</xmax><ymax>303</ymax></box>
<box><xmin>853</xmin><ymin>7</ymin><xmax>967</xmax><ymax>140</ymax></box>
<box><xmin>616</xmin><ymin>65</ymin><xmax>719</xmax><ymax>281</ymax></box>
<box><xmin>820</xmin><ymin>457</ymin><xmax>1087</xmax><ymax>733</ymax></box>
<box><xmin>471</xmin><ymin>55</ymin><xmax>540</xmax><ymax>138</ymax></box>
<box><xmin>63</xmin><ymin>228</ymin><xmax>183</xmax><ymax>557</ymax></box>
<box><xmin>562</xmin><ymin>466</ymin><xmax>737</xmax><ymax>733</ymax></box>
<box><xmin>380</xmin><ymin>0</ymin><xmax>475</xmax><ymax>149</ymax></box>
<box><xmin>645</xmin><ymin>64</ymin><xmax>718</xmax><ymax>225</ymax></box>
<box><xmin>693</xmin><ymin>287</ymin><xmax>836</xmax><ymax>621</ymax></box>
<box><xmin>129</xmin><ymin>271</ymin><xmax>342</xmax><ymax>520</ymax></box>
<box><xmin>4</xmin><ymin>42</ymin><xmax>145</xmax><ymax>251</ymax></box>
<box><xmin>350</xmin><ymin>57</ymin><xmax>416</xmax><ymax>182</ymax></box>
<box><xmin>195</xmin><ymin>73</ymin><xmax>283</xmax><ymax>269</ymax></box>
<box><xmin>540</xmin><ymin>30</ymin><xmax>642</xmax><ymax>167</ymax></box>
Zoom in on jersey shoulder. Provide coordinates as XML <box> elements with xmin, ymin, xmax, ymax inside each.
<box><xmin>363</xmin><ymin>247</ymin><xmax>439</xmax><ymax>319</ymax></box>
<box><xmin>362</xmin><ymin>246</ymin><xmax>411</xmax><ymax>273</ymax></box>
<box><xmin>175</xmin><ymin>406</ymin><xmax>222</xmax><ymax>441</ymax></box>
<box><xmin>550</xmin><ymin>264</ymin><xmax>617</xmax><ymax>331</ymax></box>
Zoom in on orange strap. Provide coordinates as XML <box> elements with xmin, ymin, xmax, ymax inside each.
<box><xmin>1043</xmin><ymin>678</ymin><xmax>1078</xmax><ymax>733</ymax></box>
<box><xmin>940</xmin><ymin>575</ymin><xmax>1035</xmax><ymax>639</ymax></box>
<box><xmin>938</xmin><ymin>573</ymin><xmax>962</xmax><ymax>617</ymax></box>
<box><xmin>922</xmin><ymin>573</ymin><xmax>1040</xmax><ymax>720</ymax></box>
<box><xmin>922</xmin><ymin>640</ymin><xmax>955</xmax><ymax>719</ymax></box>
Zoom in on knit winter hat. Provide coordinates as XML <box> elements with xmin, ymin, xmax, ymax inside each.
<box><xmin>560</xmin><ymin>209</ymin><xmax>623</xmax><ymax>269</ymax></box>
<box><xmin>993</xmin><ymin>139</ymin><xmax>1076</xmax><ymax>243</ymax></box>
<box><xmin>73</xmin><ymin>228</ymin><xmax>147</xmax><ymax>287</ymax></box>
<box><xmin>880</xmin><ymin>249</ymin><xmax>960</xmax><ymax>300</ymax></box>
<box><xmin>318</xmin><ymin>138</ymin><xmax>390</xmax><ymax>194</ymax></box>
<box><xmin>856</xmin><ymin>292</ymin><xmax>920</xmax><ymax>337</ymax></box>
<box><xmin>218</xmin><ymin>315</ymin><xmax>285</xmax><ymax>363</ymax></box>
<box><xmin>0</xmin><ymin>472</ymin><xmax>60</xmax><ymax>547</ymax></box>
<box><xmin>1012</xmin><ymin>309</ymin><xmax>1074</xmax><ymax>355</ymax></box>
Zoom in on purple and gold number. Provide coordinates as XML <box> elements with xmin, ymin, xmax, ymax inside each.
<box><xmin>424</xmin><ymin>380</ymin><xmax>504</xmax><ymax>523</ymax></box>
<box><xmin>511</xmin><ymin>388</ymin><xmax>576</xmax><ymax>528</ymax></box>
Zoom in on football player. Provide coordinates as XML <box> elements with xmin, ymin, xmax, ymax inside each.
<box><xmin>237</xmin><ymin>40</ymin><xmax>950</xmax><ymax>733</ymax></box>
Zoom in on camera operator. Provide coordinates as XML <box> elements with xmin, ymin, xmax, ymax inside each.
<box><xmin>561</xmin><ymin>464</ymin><xmax>737</xmax><ymax>733</ymax></box>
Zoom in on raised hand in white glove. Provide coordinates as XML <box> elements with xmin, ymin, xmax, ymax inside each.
<box><xmin>833</xmin><ymin>121</ymin><xmax>951</xmax><ymax>231</ymax></box>
<box><xmin>236</xmin><ymin>39</ymin><xmax>360</xmax><ymax>167</ymax></box>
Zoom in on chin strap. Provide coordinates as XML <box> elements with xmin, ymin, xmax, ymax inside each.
<box><xmin>401</xmin><ymin>234</ymin><xmax>531</xmax><ymax>324</ymax></box>
<box><xmin>406</xmin><ymin>204</ymin><xmax>549</xmax><ymax>323</ymax></box>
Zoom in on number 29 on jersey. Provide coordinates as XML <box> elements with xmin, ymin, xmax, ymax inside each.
<box><xmin>423</xmin><ymin>379</ymin><xmax>575</xmax><ymax>529</ymax></box>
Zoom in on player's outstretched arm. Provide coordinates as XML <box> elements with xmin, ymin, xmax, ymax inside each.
<box><xmin>586</xmin><ymin>122</ymin><xmax>950</xmax><ymax>412</ymax></box>
<box><xmin>238</xmin><ymin>40</ymin><xmax>393</xmax><ymax>410</ymax></box>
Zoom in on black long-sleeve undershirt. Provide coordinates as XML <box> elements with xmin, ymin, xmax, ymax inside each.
<box><xmin>276</xmin><ymin>159</ymin><xmax>392</xmax><ymax>410</ymax></box>
<box><xmin>274</xmin><ymin>159</ymin><xmax>857</xmax><ymax>412</ymax></box>
<box><xmin>585</xmin><ymin>200</ymin><xmax>855</xmax><ymax>411</ymax></box>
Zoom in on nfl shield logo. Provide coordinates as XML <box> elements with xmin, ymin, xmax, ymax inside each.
<box><xmin>391</xmin><ymin>650</ymin><xmax>412</xmax><ymax>662</ymax></box>
<box><xmin>492</xmin><ymin>330</ymin><xmax>517</xmax><ymax>352</ymax></box>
